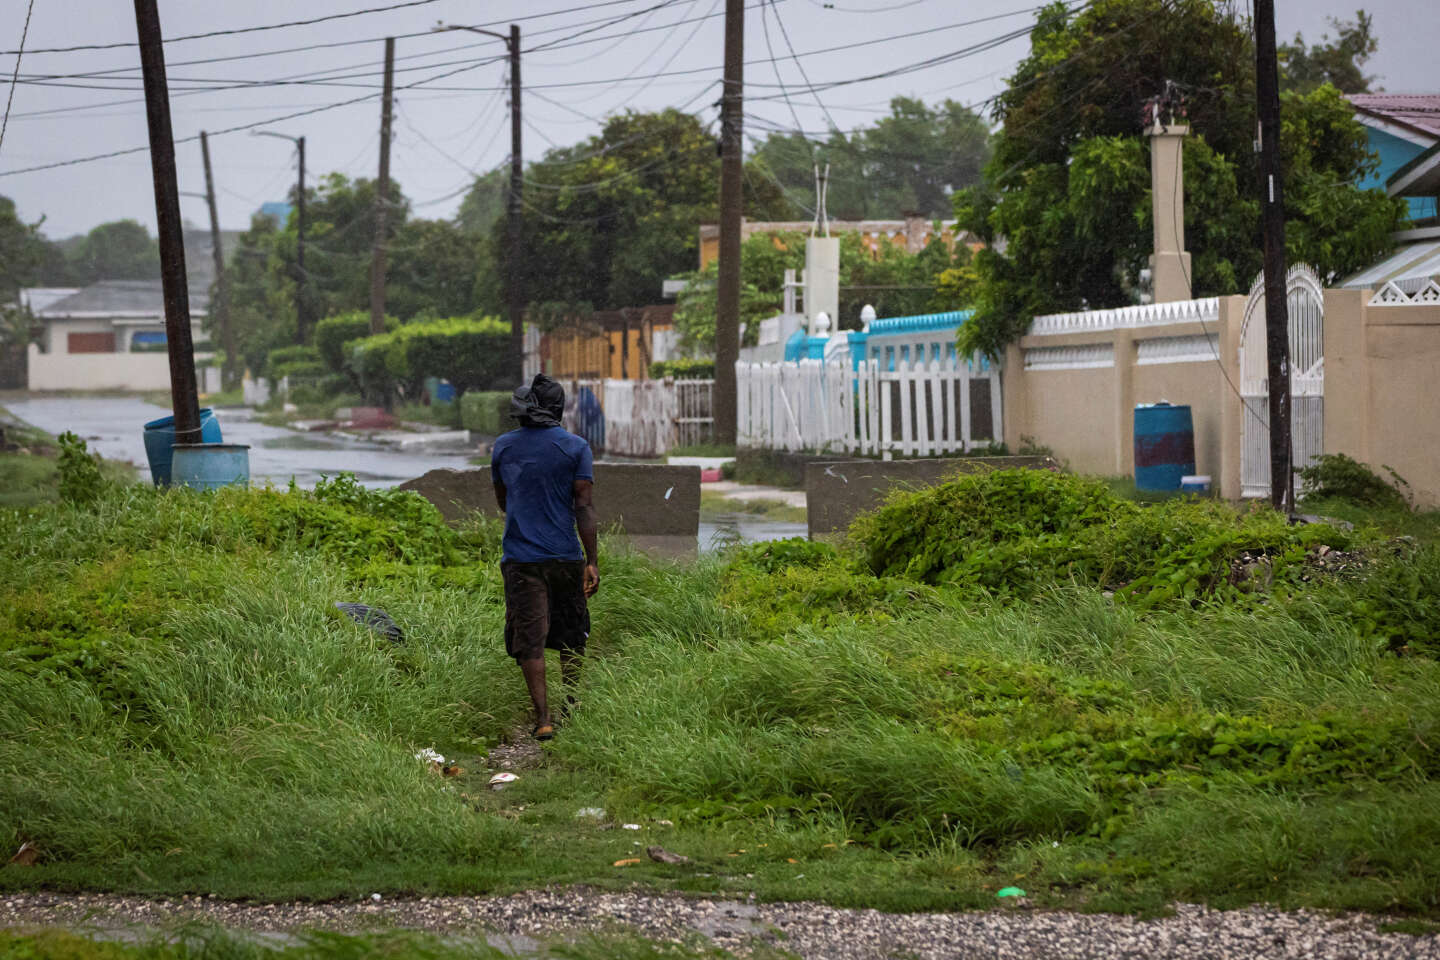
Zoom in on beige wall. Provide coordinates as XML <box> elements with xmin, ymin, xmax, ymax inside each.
<box><xmin>27</xmin><ymin>344</ymin><xmax>219</xmax><ymax>392</ymax></box>
<box><xmin>1003</xmin><ymin>301</ymin><xmax>1243</xmax><ymax>490</ymax></box>
<box><xmin>1324</xmin><ymin>291</ymin><xmax>1440</xmax><ymax>507</ymax></box>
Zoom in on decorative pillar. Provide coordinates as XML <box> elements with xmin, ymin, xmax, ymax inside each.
<box><xmin>1148</xmin><ymin>122</ymin><xmax>1192</xmax><ymax>303</ymax></box>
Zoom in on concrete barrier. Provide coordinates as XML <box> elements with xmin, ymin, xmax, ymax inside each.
<box><xmin>400</xmin><ymin>463</ymin><xmax>701</xmax><ymax>557</ymax></box>
<box><xmin>805</xmin><ymin>456</ymin><xmax>1057</xmax><ymax>538</ymax></box>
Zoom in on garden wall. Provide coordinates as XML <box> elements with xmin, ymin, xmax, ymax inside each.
<box><xmin>805</xmin><ymin>455</ymin><xmax>1056</xmax><ymax>537</ymax></box>
<box><xmin>400</xmin><ymin>463</ymin><xmax>701</xmax><ymax>557</ymax></box>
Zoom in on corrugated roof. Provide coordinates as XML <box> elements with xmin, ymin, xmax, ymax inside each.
<box><xmin>38</xmin><ymin>280</ymin><xmax>210</xmax><ymax>317</ymax></box>
<box><xmin>1349</xmin><ymin>94</ymin><xmax>1440</xmax><ymax>140</ymax></box>
<box><xmin>1341</xmin><ymin>239</ymin><xmax>1440</xmax><ymax>290</ymax></box>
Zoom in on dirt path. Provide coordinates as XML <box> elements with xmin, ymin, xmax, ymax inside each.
<box><xmin>3</xmin><ymin>889</ymin><xmax>1438</xmax><ymax>959</ymax></box>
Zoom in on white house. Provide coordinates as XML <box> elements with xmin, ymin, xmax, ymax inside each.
<box><xmin>25</xmin><ymin>280</ymin><xmax>219</xmax><ymax>392</ymax></box>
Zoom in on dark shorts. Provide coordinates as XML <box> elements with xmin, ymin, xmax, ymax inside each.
<box><xmin>501</xmin><ymin>560</ymin><xmax>590</xmax><ymax>661</ymax></box>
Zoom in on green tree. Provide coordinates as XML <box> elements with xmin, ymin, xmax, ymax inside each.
<box><xmin>0</xmin><ymin>195</ymin><xmax>65</xmax><ymax>302</ymax></box>
<box><xmin>752</xmin><ymin>97</ymin><xmax>992</xmax><ymax>219</ymax></box>
<box><xmin>469</xmin><ymin>108</ymin><xmax>796</xmax><ymax>317</ymax></box>
<box><xmin>66</xmin><ymin>219</ymin><xmax>161</xmax><ymax>283</ymax></box>
<box><xmin>1279</xmin><ymin>10</ymin><xmax>1377</xmax><ymax>94</ymax></box>
<box><xmin>955</xmin><ymin>0</ymin><xmax>1404</xmax><ymax>359</ymax></box>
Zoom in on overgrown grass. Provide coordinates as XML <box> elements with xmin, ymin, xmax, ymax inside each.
<box><xmin>2</xmin><ymin>467</ymin><xmax>1439</xmax><ymax>918</ymax></box>
<box><xmin>667</xmin><ymin>443</ymin><xmax>736</xmax><ymax>460</ymax></box>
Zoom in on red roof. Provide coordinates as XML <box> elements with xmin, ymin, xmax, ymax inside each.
<box><xmin>1348</xmin><ymin>94</ymin><xmax>1440</xmax><ymax>140</ymax></box>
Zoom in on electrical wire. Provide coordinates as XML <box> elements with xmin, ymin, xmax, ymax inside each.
<box><xmin>4</xmin><ymin>0</ymin><xmax>446</xmax><ymax>56</ymax></box>
<box><xmin>0</xmin><ymin>0</ymin><xmax>36</xmax><ymax>157</ymax></box>
<box><xmin>768</xmin><ymin>0</ymin><xmax>840</xmax><ymax>133</ymax></box>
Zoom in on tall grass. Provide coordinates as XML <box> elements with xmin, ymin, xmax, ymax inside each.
<box><xmin>2</xmin><ymin>475</ymin><xmax>1439</xmax><ymax>911</ymax></box>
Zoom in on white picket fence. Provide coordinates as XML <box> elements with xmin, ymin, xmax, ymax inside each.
<box><xmin>561</xmin><ymin>377</ymin><xmax>714</xmax><ymax>458</ymax></box>
<box><xmin>736</xmin><ymin>358</ymin><xmax>1002</xmax><ymax>458</ymax></box>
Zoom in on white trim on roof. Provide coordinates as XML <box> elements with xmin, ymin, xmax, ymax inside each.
<box><xmin>1353</xmin><ymin>110</ymin><xmax>1437</xmax><ymax>148</ymax></box>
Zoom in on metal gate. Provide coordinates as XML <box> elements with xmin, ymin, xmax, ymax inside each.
<box><xmin>1239</xmin><ymin>264</ymin><xmax>1325</xmax><ymax>499</ymax></box>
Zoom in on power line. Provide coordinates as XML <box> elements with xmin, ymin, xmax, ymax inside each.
<box><xmin>769</xmin><ymin>0</ymin><xmax>840</xmax><ymax>133</ymax></box>
<box><xmin>0</xmin><ymin>0</ymin><xmax>36</xmax><ymax>157</ymax></box>
<box><xmin>4</xmin><ymin>0</ymin><xmax>445</xmax><ymax>56</ymax></box>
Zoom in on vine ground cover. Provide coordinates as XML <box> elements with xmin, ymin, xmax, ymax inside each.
<box><xmin>1</xmin><ymin>463</ymin><xmax>1438</xmax><ymax>920</ymax></box>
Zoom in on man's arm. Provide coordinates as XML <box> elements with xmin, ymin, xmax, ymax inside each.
<box><xmin>493</xmin><ymin>477</ymin><xmax>507</xmax><ymax>513</ymax></box>
<box><xmin>573</xmin><ymin>477</ymin><xmax>599</xmax><ymax>597</ymax></box>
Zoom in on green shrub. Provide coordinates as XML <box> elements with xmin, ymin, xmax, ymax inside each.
<box><xmin>459</xmin><ymin>391</ymin><xmax>512</xmax><ymax>435</ymax></box>
<box><xmin>346</xmin><ymin>316</ymin><xmax>510</xmax><ymax>404</ymax></box>
<box><xmin>314</xmin><ymin>311</ymin><xmax>393</xmax><ymax>374</ymax></box>
<box><xmin>650</xmin><ymin>357</ymin><xmax>715</xmax><ymax>379</ymax></box>
<box><xmin>1341</xmin><ymin>542</ymin><xmax>1440</xmax><ymax>657</ymax></box>
<box><xmin>56</xmin><ymin>432</ymin><xmax>103</xmax><ymax>505</ymax></box>
<box><xmin>848</xmin><ymin>468</ymin><xmax>1348</xmax><ymax>610</ymax></box>
<box><xmin>1299</xmin><ymin>453</ymin><xmax>1411</xmax><ymax>510</ymax></box>
<box><xmin>264</xmin><ymin>344</ymin><xmax>321</xmax><ymax>378</ymax></box>
<box><xmin>271</xmin><ymin>360</ymin><xmax>327</xmax><ymax>382</ymax></box>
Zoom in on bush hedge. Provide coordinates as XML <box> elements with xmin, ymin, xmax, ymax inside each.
<box><xmin>650</xmin><ymin>357</ymin><xmax>715</xmax><ymax>379</ymax></box>
<box><xmin>264</xmin><ymin>345</ymin><xmax>321</xmax><ymax>379</ymax></box>
<box><xmin>459</xmin><ymin>391</ymin><xmax>512</xmax><ymax>436</ymax></box>
<box><xmin>346</xmin><ymin>316</ymin><xmax>509</xmax><ymax>404</ymax></box>
<box><xmin>314</xmin><ymin>311</ymin><xmax>395</xmax><ymax>375</ymax></box>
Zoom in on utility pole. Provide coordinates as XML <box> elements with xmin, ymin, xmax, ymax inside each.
<box><xmin>713</xmin><ymin>0</ymin><xmax>744</xmax><ymax>445</ymax></box>
<box><xmin>369</xmin><ymin>37</ymin><xmax>395</xmax><ymax>336</ymax></box>
<box><xmin>296</xmin><ymin>135</ymin><xmax>307</xmax><ymax>343</ymax></box>
<box><xmin>252</xmin><ymin>130</ymin><xmax>307</xmax><ymax>343</ymax></box>
<box><xmin>199</xmin><ymin>131</ymin><xmax>235</xmax><ymax>390</ymax></box>
<box><xmin>1253</xmin><ymin>0</ymin><xmax>1293</xmax><ymax>513</ymax></box>
<box><xmin>434</xmin><ymin>21</ymin><xmax>524</xmax><ymax>384</ymax></box>
<box><xmin>133</xmin><ymin>0</ymin><xmax>201</xmax><ymax>441</ymax></box>
<box><xmin>507</xmin><ymin>23</ymin><xmax>523</xmax><ymax>385</ymax></box>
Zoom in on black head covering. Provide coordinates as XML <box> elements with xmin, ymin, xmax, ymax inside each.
<box><xmin>510</xmin><ymin>374</ymin><xmax>566</xmax><ymax>428</ymax></box>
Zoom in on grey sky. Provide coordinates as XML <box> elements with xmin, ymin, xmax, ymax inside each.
<box><xmin>0</xmin><ymin>0</ymin><xmax>1434</xmax><ymax>239</ymax></box>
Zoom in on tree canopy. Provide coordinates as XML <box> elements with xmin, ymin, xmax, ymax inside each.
<box><xmin>955</xmin><ymin>0</ymin><xmax>1404</xmax><ymax>359</ymax></box>
<box><xmin>751</xmin><ymin>97</ymin><xmax>991</xmax><ymax>220</ymax></box>
<box><xmin>1278</xmin><ymin>11</ymin><xmax>1377</xmax><ymax>95</ymax></box>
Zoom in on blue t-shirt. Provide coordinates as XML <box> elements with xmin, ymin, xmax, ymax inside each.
<box><xmin>490</xmin><ymin>425</ymin><xmax>594</xmax><ymax>564</ymax></box>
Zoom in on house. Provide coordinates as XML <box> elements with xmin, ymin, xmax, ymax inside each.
<box><xmin>1341</xmin><ymin>95</ymin><xmax>1440</xmax><ymax>293</ymax></box>
<box><xmin>25</xmin><ymin>280</ymin><xmax>219</xmax><ymax>393</ymax></box>
<box><xmin>1348</xmin><ymin>93</ymin><xmax>1440</xmax><ymax>223</ymax></box>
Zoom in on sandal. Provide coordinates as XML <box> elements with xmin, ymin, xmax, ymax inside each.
<box><xmin>532</xmin><ymin>722</ymin><xmax>555</xmax><ymax>742</ymax></box>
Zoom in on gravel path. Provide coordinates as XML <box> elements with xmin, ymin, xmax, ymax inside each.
<box><xmin>4</xmin><ymin>889</ymin><xmax>1438</xmax><ymax>959</ymax></box>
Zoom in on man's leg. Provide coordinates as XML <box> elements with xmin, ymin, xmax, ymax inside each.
<box><xmin>519</xmin><ymin>657</ymin><xmax>551</xmax><ymax>732</ymax></box>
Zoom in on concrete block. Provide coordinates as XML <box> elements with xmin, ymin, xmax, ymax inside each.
<box><xmin>805</xmin><ymin>456</ymin><xmax>1057</xmax><ymax>538</ymax></box>
<box><xmin>400</xmin><ymin>462</ymin><xmax>701</xmax><ymax>557</ymax></box>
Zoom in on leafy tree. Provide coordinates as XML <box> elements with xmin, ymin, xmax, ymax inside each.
<box><xmin>226</xmin><ymin>213</ymin><xmax>296</xmax><ymax>375</ymax></box>
<box><xmin>1279</xmin><ymin>11</ymin><xmax>1377</xmax><ymax>94</ymax></box>
<box><xmin>752</xmin><ymin>97</ymin><xmax>992</xmax><ymax>219</ymax></box>
<box><xmin>955</xmin><ymin>0</ymin><xmax>1404</xmax><ymax>359</ymax></box>
<box><xmin>66</xmin><ymin>220</ymin><xmax>161</xmax><ymax>282</ymax></box>
<box><xmin>469</xmin><ymin>108</ymin><xmax>796</xmax><ymax>317</ymax></box>
<box><xmin>0</xmin><ymin>195</ymin><xmax>64</xmax><ymax>303</ymax></box>
<box><xmin>386</xmin><ymin>218</ymin><xmax>481</xmax><ymax>321</ymax></box>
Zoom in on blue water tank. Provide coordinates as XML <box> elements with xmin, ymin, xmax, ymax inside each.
<box><xmin>143</xmin><ymin>408</ymin><xmax>222</xmax><ymax>486</ymax></box>
<box><xmin>171</xmin><ymin>443</ymin><xmax>251</xmax><ymax>491</ymax></box>
<box><xmin>1133</xmin><ymin>402</ymin><xmax>1195</xmax><ymax>491</ymax></box>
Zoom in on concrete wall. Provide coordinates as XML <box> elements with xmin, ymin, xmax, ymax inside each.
<box><xmin>1324</xmin><ymin>290</ymin><xmax>1440</xmax><ymax>507</ymax></box>
<box><xmin>400</xmin><ymin>463</ymin><xmax>701</xmax><ymax>557</ymax></box>
<box><xmin>805</xmin><ymin>455</ymin><xmax>1056</xmax><ymax>537</ymax></box>
<box><xmin>1001</xmin><ymin>297</ymin><xmax>1244</xmax><ymax>496</ymax></box>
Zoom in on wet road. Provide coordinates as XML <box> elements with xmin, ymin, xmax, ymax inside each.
<box><xmin>2</xmin><ymin>395</ymin><xmax>477</xmax><ymax>489</ymax></box>
<box><xmin>4</xmin><ymin>395</ymin><xmax>807</xmax><ymax>550</ymax></box>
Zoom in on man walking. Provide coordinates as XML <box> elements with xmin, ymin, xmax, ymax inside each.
<box><xmin>491</xmin><ymin>374</ymin><xmax>600</xmax><ymax>741</ymax></box>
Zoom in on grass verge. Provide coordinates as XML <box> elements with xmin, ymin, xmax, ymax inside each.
<box><xmin>1</xmin><ymin>468</ymin><xmax>1438</xmax><ymax>918</ymax></box>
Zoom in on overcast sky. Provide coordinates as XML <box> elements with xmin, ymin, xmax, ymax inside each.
<box><xmin>1</xmin><ymin>0</ymin><xmax>1435</xmax><ymax>240</ymax></box>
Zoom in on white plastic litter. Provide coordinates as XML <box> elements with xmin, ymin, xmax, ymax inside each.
<box><xmin>370</xmin><ymin>893</ymin><xmax>382</xmax><ymax>902</ymax></box>
<box><xmin>414</xmin><ymin>748</ymin><xmax>445</xmax><ymax>765</ymax></box>
<box><xmin>575</xmin><ymin>807</ymin><xmax>607</xmax><ymax>820</ymax></box>
<box><xmin>622</xmin><ymin>823</ymin><xmax>641</xmax><ymax>830</ymax></box>
<box><xmin>489</xmin><ymin>772</ymin><xmax>519</xmax><ymax>787</ymax></box>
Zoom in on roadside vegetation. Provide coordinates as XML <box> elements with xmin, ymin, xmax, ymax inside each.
<box><xmin>1</xmin><ymin>442</ymin><xmax>1438</xmax><ymax>921</ymax></box>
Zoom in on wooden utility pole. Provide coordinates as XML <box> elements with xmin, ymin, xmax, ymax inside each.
<box><xmin>133</xmin><ymin>0</ymin><xmax>201</xmax><ymax>440</ymax></box>
<box><xmin>369</xmin><ymin>37</ymin><xmax>395</xmax><ymax>336</ymax></box>
<box><xmin>506</xmin><ymin>23</ymin><xmax>524</xmax><ymax>385</ymax></box>
<box><xmin>295</xmin><ymin>135</ymin><xmax>308</xmax><ymax>344</ymax></box>
<box><xmin>713</xmin><ymin>0</ymin><xmax>744</xmax><ymax>445</ymax></box>
<box><xmin>1253</xmin><ymin>0</ymin><xmax>1293</xmax><ymax>512</ymax></box>
<box><xmin>199</xmin><ymin>131</ymin><xmax>235</xmax><ymax>390</ymax></box>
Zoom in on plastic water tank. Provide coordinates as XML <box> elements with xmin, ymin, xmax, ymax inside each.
<box><xmin>1133</xmin><ymin>402</ymin><xmax>1196</xmax><ymax>491</ymax></box>
<box><xmin>143</xmin><ymin>408</ymin><xmax>222</xmax><ymax>486</ymax></box>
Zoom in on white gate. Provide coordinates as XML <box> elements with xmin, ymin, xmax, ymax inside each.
<box><xmin>1239</xmin><ymin>265</ymin><xmax>1325</xmax><ymax>499</ymax></box>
